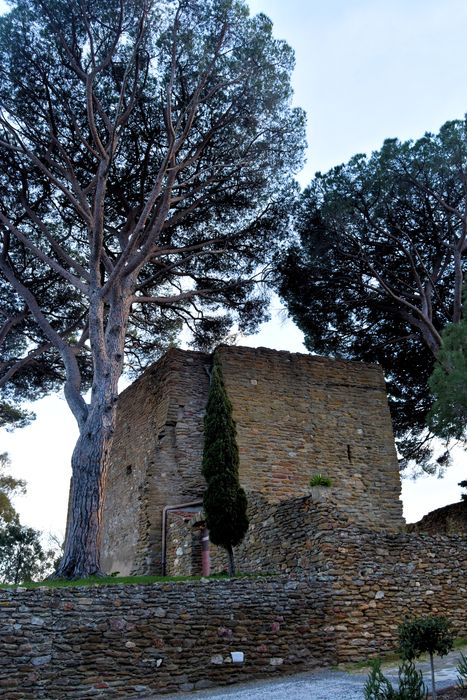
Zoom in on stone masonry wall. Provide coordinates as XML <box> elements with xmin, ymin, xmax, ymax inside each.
<box><xmin>102</xmin><ymin>346</ymin><xmax>403</xmax><ymax>576</ymax></box>
<box><xmin>102</xmin><ymin>350</ymin><xmax>210</xmax><ymax>575</ymax></box>
<box><xmin>0</xmin><ymin>577</ymin><xmax>334</xmax><ymax>700</ymax></box>
<box><xmin>407</xmin><ymin>501</ymin><xmax>467</xmax><ymax>535</ymax></box>
<box><xmin>1</xmin><ymin>524</ymin><xmax>466</xmax><ymax>699</ymax></box>
<box><xmin>216</xmin><ymin>345</ymin><xmax>402</xmax><ymax>528</ymax></box>
<box><xmin>237</xmin><ymin>496</ymin><xmax>467</xmax><ymax>661</ymax></box>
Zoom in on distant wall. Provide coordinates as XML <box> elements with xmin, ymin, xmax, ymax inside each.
<box><xmin>407</xmin><ymin>501</ymin><xmax>467</xmax><ymax>535</ymax></box>
<box><xmin>102</xmin><ymin>346</ymin><xmax>403</xmax><ymax>576</ymax></box>
<box><xmin>2</xmin><ymin>522</ymin><xmax>466</xmax><ymax>698</ymax></box>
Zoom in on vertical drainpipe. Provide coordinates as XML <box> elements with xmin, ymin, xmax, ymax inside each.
<box><xmin>201</xmin><ymin>526</ymin><xmax>210</xmax><ymax>576</ymax></box>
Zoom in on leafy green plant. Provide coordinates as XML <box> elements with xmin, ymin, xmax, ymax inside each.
<box><xmin>309</xmin><ymin>474</ymin><xmax>333</xmax><ymax>487</ymax></box>
<box><xmin>399</xmin><ymin>616</ymin><xmax>454</xmax><ymax>700</ymax></box>
<box><xmin>364</xmin><ymin>658</ymin><xmax>427</xmax><ymax>700</ymax></box>
<box><xmin>398</xmin><ymin>660</ymin><xmax>428</xmax><ymax>699</ymax></box>
<box><xmin>364</xmin><ymin>659</ymin><xmax>398</xmax><ymax>699</ymax></box>
<box><xmin>456</xmin><ymin>650</ymin><xmax>467</xmax><ymax>690</ymax></box>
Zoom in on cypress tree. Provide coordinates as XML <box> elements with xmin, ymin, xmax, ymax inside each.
<box><xmin>202</xmin><ymin>351</ymin><xmax>248</xmax><ymax>576</ymax></box>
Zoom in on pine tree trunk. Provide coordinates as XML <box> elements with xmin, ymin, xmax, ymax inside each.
<box><xmin>226</xmin><ymin>543</ymin><xmax>235</xmax><ymax>577</ymax></box>
<box><xmin>54</xmin><ymin>288</ymin><xmax>130</xmax><ymax>580</ymax></box>
<box><xmin>54</xmin><ymin>401</ymin><xmax>115</xmax><ymax>579</ymax></box>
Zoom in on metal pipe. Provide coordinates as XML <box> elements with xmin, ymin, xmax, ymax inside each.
<box><xmin>201</xmin><ymin>526</ymin><xmax>210</xmax><ymax>577</ymax></box>
<box><xmin>161</xmin><ymin>500</ymin><xmax>203</xmax><ymax>576</ymax></box>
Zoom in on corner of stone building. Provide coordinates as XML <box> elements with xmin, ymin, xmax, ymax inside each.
<box><xmin>103</xmin><ymin>344</ymin><xmax>405</xmax><ymax>577</ymax></box>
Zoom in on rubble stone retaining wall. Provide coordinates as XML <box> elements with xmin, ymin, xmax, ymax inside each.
<box><xmin>2</xmin><ymin>519</ymin><xmax>466</xmax><ymax>699</ymax></box>
<box><xmin>0</xmin><ymin>577</ymin><xmax>333</xmax><ymax>700</ymax></box>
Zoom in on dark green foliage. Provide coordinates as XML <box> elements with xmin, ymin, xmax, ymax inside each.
<box><xmin>0</xmin><ymin>521</ymin><xmax>54</xmax><ymax>584</ymax></box>
<box><xmin>364</xmin><ymin>659</ymin><xmax>427</xmax><ymax>700</ymax></box>
<box><xmin>398</xmin><ymin>661</ymin><xmax>428</xmax><ymax>700</ymax></box>
<box><xmin>399</xmin><ymin>617</ymin><xmax>454</xmax><ymax>662</ymax></box>
<box><xmin>427</xmin><ymin>292</ymin><xmax>467</xmax><ymax>441</ymax></box>
<box><xmin>459</xmin><ymin>480</ymin><xmax>467</xmax><ymax>503</ymax></box>
<box><xmin>309</xmin><ymin>474</ymin><xmax>332</xmax><ymax>487</ymax></box>
<box><xmin>277</xmin><ymin>119</ymin><xmax>467</xmax><ymax>474</ymax></box>
<box><xmin>364</xmin><ymin>659</ymin><xmax>399</xmax><ymax>700</ymax></box>
<box><xmin>399</xmin><ymin>616</ymin><xmax>454</xmax><ymax>700</ymax></box>
<box><xmin>202</xmin><ymin>352</ymin><xmax>248</xmax><ymax>575</ymax></box>
<box><xmin>203</xmin><ymin>474</ymin><xmax>249</xmax><ymax>549</ymax></box>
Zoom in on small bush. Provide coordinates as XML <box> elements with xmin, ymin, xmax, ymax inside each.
<box><xmin>309</xmin><ymin>474</ymin><xmax>333</xmax><ymax>487</ymax></box>
<box><xmin>364</xmin><ymin>659</ymin><xmax>398</xmax><ymax>699</ymax></box>
<box><xmin>398</xmin><ymin>660</ymin><xmax>428</xmax><ymax>699</ymax></box>
<box><xmin>457</xmin><ymin>650</ymin><xmax>467</xmax><ymax>690</ymax></box>
<box><xmin>363</xmin><ymin>658</ymin><xmax>427</xmax><ymax>700</ymax></box>
<box><xmin>399</xmin><ymin>616</ymin><xmax>453</xmax><ymax>700</ymax></box>
<box><xmin>399</xmin><ymin>616</ymin><xmax>454</xmax><ymax>662</ymax></box>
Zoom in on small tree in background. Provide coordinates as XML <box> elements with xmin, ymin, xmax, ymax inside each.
<box><xmin>0</xmin><ymin>521</ymin><xmax>55</xmax><ymax>584</ymax></box>
<box><xmin>202</xmin><ymin>351</ymin><xmax>248</xmax><ymax>576</ymax></box>
<box><xmin>0</xmin><ymin>452</ymin><xmax>25</xmax><ymax>524</ymax></box>
<box><xmin>459</xmin><ymin>480</ymin><xmax>467</xmax><ymax>503</ymax></box>
<box><xmin>399</xmin><ymin>616</ymin><xmax>454</xmax><ymax>700</ymax></box>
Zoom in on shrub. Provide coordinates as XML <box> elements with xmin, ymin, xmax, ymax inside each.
<box><xmin>364</xmin><ymin>659</ymin><xmax>398</xmax><ymax>699</ymax></box>
<box><xmin>399</xmin><ymin>616</ymin><xmax>453</xmax><ymax>700</ymax></box>
<box><xmin>363</xmin><ymin>658</ymin><xmax>427</xmax><ymax>700</ymax></box>
<box><xmin>457</xmin><ymin>650</ymin><xmax>467</xmax><ymax>690</ymax></box>
<box><xmin>398</xmin><ymin>660</ymin><xmax>428</xmax><ymax>699</ymax></box>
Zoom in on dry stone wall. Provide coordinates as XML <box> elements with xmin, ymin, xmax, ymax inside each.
<box><xmin>2</xmin><ymin>520</ymin><xmax>466</xmax><ymax>699</ymax></box>
<box><xmin>0</xmin><ymin>577</ymin><xmax>334</xmax><ymax>700</ymax></box>
<box><xmin>407</xmin><ymin>501</ymin><xmax>467</xmax><ymax>535</ymax></box>
<box><xmin>102</xmin><ymin>345</ymin><xmax>403</xmax><ymax>576</ymax></box>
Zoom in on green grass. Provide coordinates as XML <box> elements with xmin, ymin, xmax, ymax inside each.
<box><xmin>0</xmin><ymin>571</ymin><xmax>269</xmax><ymax>590</ymax></box>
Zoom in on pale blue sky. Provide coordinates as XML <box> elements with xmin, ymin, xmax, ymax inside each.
<box><xmin>1</xmin><ymin>0</ymin><xmax>466</xmax><ymax>535</ymax></box>
<box><xmin>250</xmin><ymin>0</ymin><xmax>467</xmax><ymax>180</ymax></box>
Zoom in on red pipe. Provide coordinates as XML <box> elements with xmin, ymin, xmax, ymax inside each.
<box><xmin>201</xmin><ymin>526</ymin><xmax>210</xmax><ymax>577</ymax></box>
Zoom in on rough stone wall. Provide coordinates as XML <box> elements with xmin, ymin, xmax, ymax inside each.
<box><xmin>0</xmin><ymin>578</ymin><xmax>334</xmax><ymax>700</ymax></box>
<box><xmin>102</xmin><ymin>345</ymin><xmax>403</xmax><ymax>575</ymax></box>
<box><xmin>102</xmin><ymin>350</ymin><xmax>210</xmax><ymax>575</ymax></box>
<box><xmin>407</xmin><ymin>501</ymin><xmax>467</xmax><ymax>535</ymax></box>
<box><xmin>314</xmin><ymin>527</ymin><xmax>467</xmax><ymax>662</ymax></box>
<box><xmin>2</xmin><ymin>526</ymin><xmax>466</xmax><ymax>698</ymax></box>
<box><xmin>216</xmin><ymin>345</ymin><xmax>402</xmax><ymax>527</ymax></box>
<box><xmin>166</xmin><ymin>510</ymin><xmax>205</xmax><ymax>577</ymax></box>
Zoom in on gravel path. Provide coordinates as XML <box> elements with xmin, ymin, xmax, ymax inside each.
<box><xmin>156</xmin><ymin>669</ymin><xmax>369</xmax><ymax>700</ymax></box>
<box><xmin>141</xmin><ymin>646</ymin><xmax>466</xmax><ymax>700</ymax></box>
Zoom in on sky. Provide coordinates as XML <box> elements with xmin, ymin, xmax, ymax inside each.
<box><xmin>1</xmin><ymin>0</ymin><xmax>467</xmax><ymax>539</ymax></box>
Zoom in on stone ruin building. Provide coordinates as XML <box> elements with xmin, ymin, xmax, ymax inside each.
<box><xmin>3</xmin><ymin>346</ymin><xmax>466</xmax><ymax>700</ymax></box>
<box><xmin>101</xmin><ymin>345</ymin><xmax>404</xmax><ymax>576</ymax></box>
